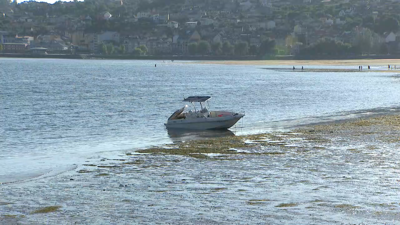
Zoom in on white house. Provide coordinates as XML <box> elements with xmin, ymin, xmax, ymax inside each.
<box><xmin>172</xmin><ymin>34</ymin><xmax>179</xmax><ymax>44</ymax></box>
<box><xmin>189</xmin><ymin>30</ymin><xmax>201</xmax><ymax>42</ymax></box>
<box><xmin>98</xmin><ymin>31</ymin><xmax>120</xmax><ymax>43</ymax></box>
<box><xmin>137</xmin><ymin>12</ymin><xmax>150</xmax><ymax>18</ymax></box>
<box><xmin>294</xmin><ymin>25</ymin><xmax>302</xmax><ymax>34</ymax></box>
<box><xmin>185</xmin><ymin>22</ymin><xmax>198</xmax><ymax>28</ymax></box>
<box><xmin>167</xmin><ymin>21</ymin><xmax>179</xmax><ymax>29</ymax></box>
<box><xmin>199</xmin><ymin>18</ymin><xmax>214</xmax><ymax>26</ymax></box>
<box><xmin>212</xmin><ymin>33</ymin><xmax>222</xmax><ymax>43</ymax></box>
<box><xmin>385</xmin><ymin>32</ymin><xmax>396</xmax><ymax>43</ymax></box>
<box><xmin>151</xmin><ymin>14</ymin><xmax>164</xmax><ymax>22</ymax></box>
<box><xmin>267</xmin><ymin>20</ymin><xmax>276</xmax><ymax>29</ymax></box>
<box><xmin>103</xmin><ymin>12</ymin><xmax>112</xmax><ymax>20</ymax></box>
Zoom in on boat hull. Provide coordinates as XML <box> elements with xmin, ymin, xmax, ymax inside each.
<box><xmin>165</xmin><ymin>114</ymin><xmax>244</xmax><ymax>130</ymax></box>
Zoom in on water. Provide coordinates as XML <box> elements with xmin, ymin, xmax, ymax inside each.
<box><xmin>1</xmin><ymin>58</ymin><xmax>400</xmax><ymax>183</ymax></box>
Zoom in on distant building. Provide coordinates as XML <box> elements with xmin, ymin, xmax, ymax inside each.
<box><xmin>0</xmin><ymin>31</ymin><xmax>8</xmax><ymax>44</ymax></box>
<box><xmin>29</xmin><ymin>47</ymin><xmax>48</xmax><ymax>55</ymax></box>
<box><xmin>70</xmin><ymin>31</ymin><xmax>96</xmax><ymax>51</ymax></box>
<box><xmin>267</xmin><ymin>21</ymin><xmax>276</xmax><ymax>30</ymax></box>
<box><xmin>90</xmin><ymin>31</ymin><xmax>120</xmax><ymax>53</ymax></box>
<box><xmin>385</xmin><ymin>32</ymin><xmax>396</xmax><ymax>43</ymax></box>
<box><xmin>185</xmin><ymin>22</ymin><xmax>198</xmax><ymax>29</ymax></box>
<box><xmin>167</xmin><ymin>21</ymin><xmax>179</xmax><ymax>29</ymax></box>
<box><xmin>103</xmin><ymin>12</ymin><xmax>112</xmax><ymax>20</ymax></box>
<box><xmin>137</xmin><ymin>12</ymin><xmax>150</xmax><ymax>19</ymax></box>
<box><xmin>2</xmin><ymin>43</ymin><xmax>27</xmax><ymax>53</ymax></box>
<box><xmin>98</xmin><ymin>31</ymin><xmax>120</xmax><ymax>43</ymax></box>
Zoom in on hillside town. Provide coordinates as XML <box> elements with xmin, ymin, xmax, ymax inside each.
<box><xmin>0</xmin><ymin>0</ymin><xmax>399</xmax><ymax>58</ymax></box>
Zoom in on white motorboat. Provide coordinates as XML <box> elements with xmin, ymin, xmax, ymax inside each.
<box><xmin>165</xmin><ymin>96</ymin><xmax>244</xmax><ymax>130</ymax></box>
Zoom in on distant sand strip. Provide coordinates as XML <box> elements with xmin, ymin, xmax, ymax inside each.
<box><xmin>264</xmin><ymin>68</ymin><xmax>400</xmax><ymax>73</ymax></box>
<box><xmin>196</xmin><ymin>59</ymin><xmax>400</xmax><ymax>66</ymax></box>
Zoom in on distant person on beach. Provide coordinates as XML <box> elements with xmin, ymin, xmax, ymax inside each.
<box><xmin>368</xmin><ymin>65</ymin><xmax>370</xmax><ymax>70</ymax></box>
<box><xmin>302</xmin><ymin>66</ymin><xmax>303</xmax><ymax>70</ymax></box>
<box><xmin>293</xmin><ymin>66</ymin><xmax>295</xmax><ymax>70</ymax></box>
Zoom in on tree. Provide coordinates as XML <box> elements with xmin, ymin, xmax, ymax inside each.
<box><xmin>119</xmin><ymin>45</ymin><xmax>126</xmax><ymax>54</ymax></box>
<box><xmin>379</xmin><ymin>43</ymin><xmax>388</xmax><ymax>55</ymax></box>
<box><xmin>296</xmin><ymin>34</ymin><xmax>307</xmax><ymax>45</ymax></box>
<box><xmin>222</xmin><ymin>41</ymin><xmax>234</xmax><ymax>55</ymax></box>
<box><xmin>197</xmin><ymin>40</ymin><xmax>210</xmax><ymax>55</ymax></box>
<box><xmin>234</xmin><ymin>42</ymin><xmax>249</xmax><ymax>55</ymax></box>
<box><xmin>107</xmin><ymin>43</ymin><xmax>115</xmax><ymax>55</ymax></box>
<box><xmin>362</xmin><ymin>16</ymin><xmax>375</xmax><ymax>31</ymax></box>
<box><xmin>374</xmin><ymin>17</ymin><xmax>399</xmax><ymax>34</ymax></box>
<box><xmin>101</xmin><ymin>43</ymin><xmax>108</xmax><ymax>54</ymax></box>
<box><xmin>285</xmin><ymin>35</ymin><xmax>297</xmax><ymax>49</ymax></box>
<box><xmin>344</xmin><ymin>17</ymin><xmax>362</xmax><ymax>31</ymax></box>
<box><xmin>299</xmin><ymin>38</ymin><xmax>360</xmax><ymax>56</ymax></box>
<box><xmin>259</xmin><ymin>38</ymin><xmax>276</xmax><ymax>56</ymax></box>
<box><xmin>211</xmin><ymin>42</ymin><xmax>222</xmax><ymax>55</ymax></box>
<box><xmin>248</xmin><ymin>44</ymin><xmax>258</xmax><ymax>55</ymax></box>
<box><xmin>139</xmin><ymin>45</ymin><xmax>148</xmax><ymax>55</ymax></box>
<box><xmin>274</xmin><ymin>45</ymin><xmax>289</xmax><ymax>55</ymax></box>
<box><xmin>133</xmin><ymin>47</ymin><xmax>143</xmax><ymax>55</ymax></box>
<box><xmin>188</xmin><ymin>42</ymin><xmax>197</xmax><ymax>55</ymax></box>
<box><xmin>353</xmin><ymin>28</ymin><xmax>381</xmax><ymax>55</ymax></box>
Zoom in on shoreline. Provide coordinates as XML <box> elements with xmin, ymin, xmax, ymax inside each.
<box><xmin>0</xmin><ymin>53</ymin><xmax>399</xmax><ymax>64</ymax></box>
<box><xmin>263</xmin><ymin>67</ymin><xmax>400</xmax><ymax>73</ymax></box>
<box><xmin>2</xmin><ymin>112</ymin><xmax>400</xmax><ymax>224</ymax></box>
<box><xmin>197</xmin><ymin>59</ymin><xmax>400</xmax><ymax>66</ymax></box>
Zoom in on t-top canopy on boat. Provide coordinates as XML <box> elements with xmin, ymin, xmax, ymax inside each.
<box><xmin>183</xmin><ymin>96</ymin><xmax>211</xmax><ymax>102</ymax></box>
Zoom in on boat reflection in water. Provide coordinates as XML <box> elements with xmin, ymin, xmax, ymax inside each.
<box><xmin>166</xmin><ymin>128</ymin><xmax>235</xmax><ymax>143</ymax></box>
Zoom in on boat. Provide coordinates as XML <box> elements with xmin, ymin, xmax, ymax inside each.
<box><xmin>165</xmin><ymin>96</ymin><xmax>244</xmax><ymax>130</ymax></box>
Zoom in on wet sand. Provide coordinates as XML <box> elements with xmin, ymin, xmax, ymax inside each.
<box><xmin>265</xmin><ymin>67</ymin><xmax>400</xmax><ymax>73</ymax></box>
<box><xmin>197</xmin><ymin>59</ymin><xmax>400</xmax><ymax>66</ymax></box>
<box><xmin>2</xmin><ymin>114</ymin><xmax>400</xmax><ymax>224</ymax></box>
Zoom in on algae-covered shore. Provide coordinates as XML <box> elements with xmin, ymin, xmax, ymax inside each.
<box><xmin>2</xmin><ymin>114</ymin><xmax>400</xmax><ymax>224</ymax></box>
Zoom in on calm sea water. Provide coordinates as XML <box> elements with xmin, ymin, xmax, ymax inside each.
<box><xmin>1</xmin><ymin>58</ymin><xmax>400</xmax><ymax>183</ymax></box>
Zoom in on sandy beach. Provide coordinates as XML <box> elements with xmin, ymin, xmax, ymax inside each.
<box><xmin>2</xmin><ymin>112</ymin><xmax>400</xmax><ymax>224</ymax></box>
<box><xmin>198</xmin><ymin>59</ymin><xmax>400</xmax><ymax>67</ymax></box>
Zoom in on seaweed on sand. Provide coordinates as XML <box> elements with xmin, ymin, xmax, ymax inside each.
<box><xmin>134</xmin><ymin>132</ymin><xmax>310</xmax><ymax>158</ymax></box>
<box><xmin>31</xmin><ymin>206</ymin><xmax>61</xmax><ymax>214</ymax></box>
<box><xmin>137</xmin><ymin>136</ymin><xmax>250</xmax><ymax>157</ymax></box>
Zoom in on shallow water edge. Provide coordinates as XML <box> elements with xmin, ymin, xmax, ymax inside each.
<box><xmin>2</xmin><ymin>113</ymin><xmax>400</xmax><ymax>224</ymax></box>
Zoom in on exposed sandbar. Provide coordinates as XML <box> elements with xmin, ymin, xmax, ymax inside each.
<box><xmin>196</xmin><ymin>59</ymin><xmax>400</xmax><ymax>66</ymax></box>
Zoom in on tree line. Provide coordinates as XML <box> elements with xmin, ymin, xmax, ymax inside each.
<box><xmin>187</xmin><ymin>39</ymin><xmax>276</xmax><ymax>57</ymax></box>
<box><xmin>101</xmin><ymin>43</ymin><xmax>148</xmax><ymax>55</ymax></box>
